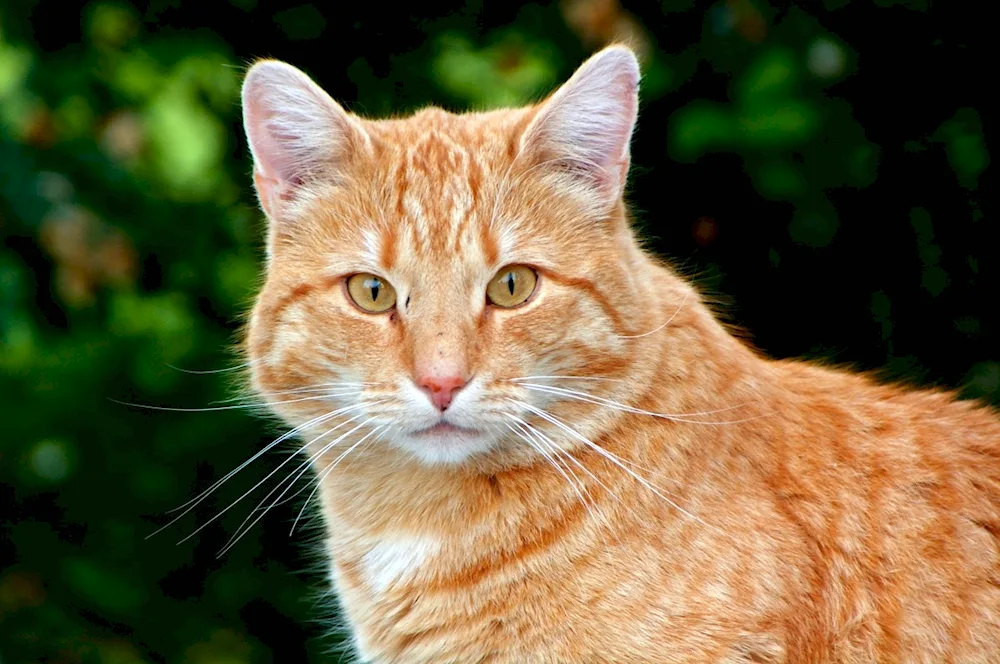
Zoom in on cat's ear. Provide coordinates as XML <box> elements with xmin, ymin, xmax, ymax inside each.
<box><xmin>519</xmin><ymin>45</ymin><xmax>640</xmax><ymax>209</ymax></box>
<box><xmin>242</xmin><ymin>60</ymin><xmax>370</xmax><ymax>219</ymax></box>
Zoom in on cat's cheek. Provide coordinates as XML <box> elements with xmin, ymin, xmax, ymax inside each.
<box><xmin>487</xmin><ymin>298</ymin><xmax>567</xmax><ymax>350</ymax></box>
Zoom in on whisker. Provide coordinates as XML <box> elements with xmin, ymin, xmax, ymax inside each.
<box><xmin>520</xmin><ymin>411</ymin><xmax>675</xmax><ymax>482</ymax></box>
<box><xmin>289</xmin><ymin>424</ymin><xmax>390</xmax><ymax>536</ymax></box>
<box><xmin>165</xmin><ymin>359</ymin><xmax>258</xmax><ymax>375</ymax></box>
<box><xmin>174</xmin><ymin>415</ymin><xmax>366</xmax><ymax>546</ymax></box>
<box><xmin>504</xmin><ymin>418</ymin><xmax>602</xmax><ymax>528</ymax></box>
<box><xmin>618</xmin><ymin>290</ymin><xmax>689</xmax><ymax>339</ymax></box>
<box><xmin>506</xmin><ymin>407</ymin><xmax>661</xmax><ymax>538</ymax></box>
<box><xmin>211</xmin><ymin>387</ymin><xmax>364</xmax><ymax>406</ymax></box>
<box><xmin>507</xmin><ymin>420</ymin><xmax>586</xmax><ymax>498</ymax></box>
<box><xmin>509</xmin><ymin>375</ymin><xmax>624</xmax><ymax>383</ymax></box>
<box><xmin>516</xmin><ymin>383</ymin><xmax>761</xmax><ymax>425</ymax></box>
<box><xmin>259</xmin><ymin>418</ymin><xmax>388</xmax><ymax>512</ymax></box>
<box><xmin>510</xmin><ymin>417</ymin><xmax>638</xmax><ymax>545</ymax></box>
<box><xmin>110</xmin><ymin>393</ymin><xmax>349</xmax><ymax>413</ymax></box>
<box><xmin>154</xmin><ymin>407</ymin><xmax>347</xmax><ymax>526</ymax></box>
<box><xmin>256</xmin><ymin>418</ymin><xmax>379</xmax><ymax>514</ymax></box>
<box><xmin>508</xmin><ymin>411</ymin><xmax>628</xmax><ymax>504</ymax></box>
<box><xmin>217</xmin><ymin>415</ymin><xmax>384</xmax><ymax>554</ymax></box>
<box><xmin>171</xmin><ymin>403</ymin><xmax>380</xmax><ymax>546</ymax></box>
<box><xmin>511</xmin><ymin>400</ymin><xmax>715</xmax><ymax>531</ymax></box>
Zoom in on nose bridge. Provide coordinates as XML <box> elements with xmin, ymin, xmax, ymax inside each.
<box><xmin>408</xmin><ymin>305</ymin><xmax>472</xmax><ymax>381</ymax></box>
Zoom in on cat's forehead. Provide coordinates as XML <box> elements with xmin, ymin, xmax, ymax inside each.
<box><xmin>367</xmin><ymin>107</ymin><xmax>530</xmax><ymax>156</ymax></box>
<box><xmin>353</xmin><ymin>108</ymin><xmax>534</xmax><ymax>274</ymax></box>
<box><xmin>366</xmin><ymin>108</ymin><xmax>530</xmax><ymax>194</ymax></box>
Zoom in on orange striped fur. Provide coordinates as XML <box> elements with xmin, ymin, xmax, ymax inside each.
<box><xmin>239</xmin><ymin>47</ymin><xmax>1000</xmax><ymax>662</ymax></box>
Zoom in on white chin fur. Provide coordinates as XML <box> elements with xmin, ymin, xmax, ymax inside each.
<box><xmin>393</xmin><ymin>430</ymin><xmax>496</xmax><ymax>465</ymax></box>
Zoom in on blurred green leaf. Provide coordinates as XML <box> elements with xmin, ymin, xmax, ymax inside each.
<box><xmin>669</xmin><ymin>102</ymin><xmax>734</xmax><ymax>161</ymax></box>
<box><xmin>145</xmin><ymin>80</ymin><xmax>227</xmax><ymax>198</ymax></box>
<box><xmin>737</xmin><ymin>101</ymin><xmax>818</xmax><ymax>145</ymax></box>
<box><xmin>87</xmin><ymin>2</ymin><xmax>140</xmax><ymax>49</ymax></box>
<box><xmin>0</xmin><ymin>37</ymin><xmax>32</xmax><ymax>98</ymax></box>
<box><xmin>0</xmin><ymin>37</ymin><xmax>36</xmax><ymax>135</ymax></box>
<box><xmin>63</xmin><ymin>558</ymin><xmax>146</xmax><ymax>613</ymax></box>
<box><xmin>433</xmin><ymin>35</ymin><xmax>558</xmax><ymax>108</ymax></box>
<box><xmin>738</xmin><ymin>48</ymin><xmax>796</xmax><ymax>103</ymax></box>
<box><xmin>934</xmin><ymin>108</ymin><xmax>989</xmax><ymax>190</ymax></box>
<box><xmin>751</xmin><ymin>158</ymin><xmax>806</xmax><ymax>199</ymax></box>
<box><xmin>214</xmin><ymin>251</ymin><xmax>260</xmax><ymax>309</ymax></box>
<box><xmin>112</xmin><ymin>51</ymin><xmax>166</xmax><ymax>100</ymax></box>
<box><xmin>28</xmin><ymin>438</ymin><xmax>76</xmax><ymax>484</ymax></box>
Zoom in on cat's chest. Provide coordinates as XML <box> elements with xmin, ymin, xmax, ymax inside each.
<box><xmin>328</xmin><ymin>528</ymin><xmax>452</xmax><ymax>619</ymax></box>
<box><xmin>351</xmin><ymin>535</ymin><xmax>441</xmax><ymax>593</ymax></box>
<box><xmin>328</xmin><ymin>531</ymin><xmax>470</xmax><ymax>661</ymax></box>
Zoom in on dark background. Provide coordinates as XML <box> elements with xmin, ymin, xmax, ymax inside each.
<box><xmin>0</xmin><ymin>0</ymin><xmax>993</xmax><ymax>661</ymax></box>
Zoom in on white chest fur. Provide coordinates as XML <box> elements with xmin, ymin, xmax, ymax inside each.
<box><xmin>359</xmin><ymin>535</ymin><xmax>440</xmax><ymax>593</ymax></box>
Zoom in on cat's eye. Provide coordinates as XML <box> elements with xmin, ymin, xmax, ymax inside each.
<box><xmin>346</xmin><ymin>273</ymin><xmax>397</xmax><ymax>313</ymax></box>
<box><xmin>486</xmin><ymin>265</ymin><xmax>537</xmax><ymax>308</ymax></box>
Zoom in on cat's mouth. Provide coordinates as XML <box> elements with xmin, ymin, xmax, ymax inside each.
<box><xmin>412</xmin><ymin>422</ymin><xmax>480</xmax><ymax>437</ymax></box>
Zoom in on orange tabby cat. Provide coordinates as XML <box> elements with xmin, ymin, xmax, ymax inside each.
<box><xmin>239</xmin><ymin>45</ymin><xmax>1000</xmax><ymax>663</ymax></box>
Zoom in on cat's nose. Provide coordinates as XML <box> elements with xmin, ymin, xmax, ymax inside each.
<box><xmin>418</xmin><ymin>374</ymin><xmax>467</xmax><ymax>411</ymax></box>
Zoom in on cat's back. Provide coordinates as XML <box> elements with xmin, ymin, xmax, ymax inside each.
<box><xmin>750</xmin><ymin>359</ymin><xmax>1000</xmax><ymax>661</ymax></box>
<box><xmin>771</xmin><ymin>359</ymin><xmax>1000</xmax><ymax>490</ymax></box>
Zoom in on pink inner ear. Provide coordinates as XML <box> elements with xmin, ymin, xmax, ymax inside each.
<box><xmin>241</xmin><ymin>60</ymin><xmax>368</xmax><ymax>217</ymax></box>
<box><xmin>245</xmin><ymin>90</ymin><xmax>319</xmax><ymax>187</ymax></box>
<box><xmin>520</xmin><ymin>46</ymin><xmax>640</xmax><ymax>203</ymax></box>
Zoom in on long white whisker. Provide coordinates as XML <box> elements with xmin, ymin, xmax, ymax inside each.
<box><xmin>177</xmin><ymin>416</ymin><xmax>364</xmax><ymax>546</ymax></box>
<box><xmin>212</xmin><ymin>384</ymin><xmax>373</xmax><ymax>404</ymax></box>
<box><xmin>505</xmin><ymin>400</ymin><xmax>679</xmax><ymax>482</ymax></box>
<box><xmin>509</xmin><ymin>409</ymin><xmax>662</xmax><ymax>540</ymax></box>
<box><xmin>517</xmin><ymin>383</ymin><xmax>760</xmax><ymax>425</ymax></box>
<box><xmin>149</xmin><ymin>407</ymin><xmax>353</xmax><ymax>535</ymax></box>
<box><xmin>509</xmin><ymin>375</ymin><xmax>624</xmax><ymax>383</ymax></box>
<box><xmin>289</xmin><ymin>424</ymin><xmax>390</xmax><ymax>536</ymax></box>
<box><xmin>261</xmin><ymin>418</ymin><xmax>389</xmax><ymax>513</ymax></box>
<box><xmin>507</xmin><ymin>420</ymin><xmax>587</xmax><ymax>501</ymax></box>
<box><xmin>512</xmin><ymin>400</ymin><xmax>715</xmax><ymax>531</ymax></box>
<box><xmin>618</xmin><ymin>290</ymin><xmax>689</xmax><ymax>339</ymax></box>
<box><xmin>165</xmin><ymin>359</ymin><xmax>258</xmax><ymax>375</ymax></box>
<box><xmin>505</xmin><ymin>418</ymin><xmax>602</xmax><ymax>529</ymax></box>
<box><xmin>175</xmin><ymin>404</ymin><xmax>380</xmax><ymax>546</ymax></box>
<box><xmin>255</xmin><ymin>417</ymin><xmax>380</xmax><ymax>515</ymax></box>
<box><xmin>211</xmin><ymin>392</ymin><xmax>362</xmax><ymax>410</ymax></box>
<box><xmin>111</xmin><ymin>392</ymin><xmax>353</xmax><ymax>413</ymax></box>
<box><xmin>508</xmin><ymin>411</ymin><xmax>627</xmax><ymax>505</ymax></box>
<box><xmin>512</xmin><ymin>417</ymin><xmax>635</xmax><ymax>545</ymax></box>
<box><xmin>217</xmin><ymin>413</ymin><xmax>386</xmax><ymax>555</ymax></box>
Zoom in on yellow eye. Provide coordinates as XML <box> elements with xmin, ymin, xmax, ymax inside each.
<box><xmin>346</xmin><ymin>273</ymin><xmax>397</xmax><ymax>313</ymax></box>
<box><xmin>486</xmin><ymin>265</ymin><xmax>537</xmax><ymax>308</ymax></box>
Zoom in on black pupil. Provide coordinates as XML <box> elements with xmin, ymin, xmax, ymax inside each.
<box><xmin>505</xmin><ymin>272</ymin><xmax>515</xmax><ymax>296</ymax></box>
<box><xmin>367</xmin><ymin>278</ymin><xmax>380</xmax><ymax>302</ymax></box>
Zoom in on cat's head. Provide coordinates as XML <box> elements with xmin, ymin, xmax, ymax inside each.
<box><xmin>242</xmin><ymin>46</ymin><xmax>661</xmax><ymax>466</ymax></box>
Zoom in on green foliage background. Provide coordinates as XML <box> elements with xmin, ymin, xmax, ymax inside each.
<box><xmin>0</xmin><ymin>1</ymin><xmax>992</xmax><ymax>661</ymax></box>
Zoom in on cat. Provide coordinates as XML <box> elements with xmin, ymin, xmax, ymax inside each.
<box><xmin>238</xmin><ymin>45</ymin><xmax>1000</xmax><ymax>663</ymax></box>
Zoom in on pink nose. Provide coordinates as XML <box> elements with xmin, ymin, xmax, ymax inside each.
<box><xmin>418</xmin><ymin>375</ymin><xmax>467</xmax><ymax>411</ymax></box>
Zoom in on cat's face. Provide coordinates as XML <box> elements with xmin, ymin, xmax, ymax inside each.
<box><xmin>243</xmin><ymin>47</ymin><xmax>645</xmax><ymax>466</ymax></box>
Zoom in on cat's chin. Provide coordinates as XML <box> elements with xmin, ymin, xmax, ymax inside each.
<box><xmin>392</xmin><ymin>426</ymin><xmax>497</xmax><ymax>466</ymax></box>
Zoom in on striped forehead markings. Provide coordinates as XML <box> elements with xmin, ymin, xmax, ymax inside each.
<box><xmin>393</xmin><ymin>131</ymin><xmax>487</xmax><ymax>257</ymax></box>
